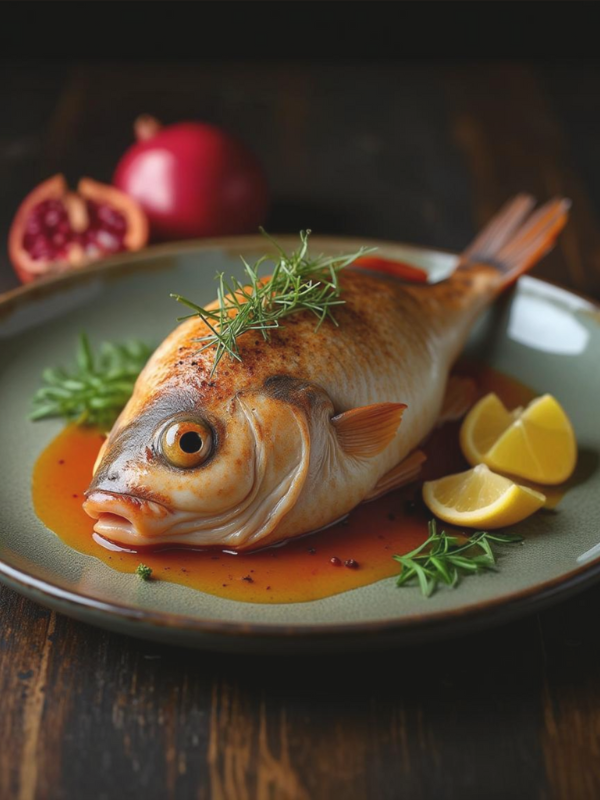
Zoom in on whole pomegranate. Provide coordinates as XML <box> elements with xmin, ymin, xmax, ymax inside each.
<box><xmin>113</xmin><ymin>116</ymin><xmax>269</xmax><ymax>241</ymax></box>
<box><xmin>9</xmin><ymin>175</ymin><xmax>148</xmax><ymax>284</ymax></box>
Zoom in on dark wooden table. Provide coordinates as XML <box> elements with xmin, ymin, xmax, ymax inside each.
<box><xmin>1</xmin><ymin>60</ymin><xmax>600</xmax><ymax>800</ymax></box>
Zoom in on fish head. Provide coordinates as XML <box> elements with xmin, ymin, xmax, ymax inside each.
<box><xmin>83</xmin><ymin>376</ymin><xmax>325</xmax><ymax>551</ymax></box>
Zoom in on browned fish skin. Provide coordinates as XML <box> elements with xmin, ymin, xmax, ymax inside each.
<box><xmin>84</xmin><ymin>195</ymin><xmax>569</xmax><ymax>550</ymax></box>
<box><xmin>120</xmin><ymin>268</ymin><xmax>490</xmax><ymax>425</ymax></box>
<box><xmin>84</xmin><ymin>266</ymin><xmax>498</xmax><ymax>550</ymax></box>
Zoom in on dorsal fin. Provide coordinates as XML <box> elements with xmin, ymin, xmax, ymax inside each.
<box><xmin>332</xmin><ymin>402</ymin><xmax>406</xmax><ymax>458</ymax></box>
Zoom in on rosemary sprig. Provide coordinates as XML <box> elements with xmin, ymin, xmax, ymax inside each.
<box><xmin>30</xmin><ymin>333</ymin><xmax>153</xmax><ymax>429</ymax></box>
<box><xmin>171</xmin><ymin>229</ymin><xmax>372</xmax><ymax>375</ymax></box>
<box><xmin>394</xmin><ymin>520</ymin><xmax>524</xmax><ymax>597</ymax></box>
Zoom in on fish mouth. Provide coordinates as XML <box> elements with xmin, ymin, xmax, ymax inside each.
<box><xmin>92</xmin><ymin>512</ymin><xmax>135</xmax><ymax>540</ymax></box>
<box><xmin>83</xmin><ymin>490</ymin><xmax>172</xmax><ymax>545</ymax></box>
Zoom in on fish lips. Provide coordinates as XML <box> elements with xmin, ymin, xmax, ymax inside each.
<box><xmin>83</xmin><ymin>489</ymin><xmax>172</xmax><ymax>545</ymax></box>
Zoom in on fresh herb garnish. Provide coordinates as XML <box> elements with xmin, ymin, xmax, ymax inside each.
<box><xmin>30</xmin><ymin>333</ymin><xmax>153</xmax><ymax>429</ymax></box>
<box><xmin>394</xmin><ymin>520</ymin><xmax>523</xmax><ymax>597</ymax></box>
<box><xmin>135</xmin><ymin>564</ymin><xmax>153</xmax><ymax>581</ymax></box>
<box><xmin>171</xmin><ymin>229</ymin><xmax>372</xmax><ymax>375</ymax></box>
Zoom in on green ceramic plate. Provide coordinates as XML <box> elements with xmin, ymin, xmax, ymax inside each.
<box><xmin>0</xmin><ymin>236</ymin><xmax>598</xmax><ymax>653</ymax></box>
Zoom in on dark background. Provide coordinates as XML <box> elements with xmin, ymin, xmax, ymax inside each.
<box><xmin>1</xmin><ymin>59</ymin><xmax>600</xmax><ymax>799</ymax></box>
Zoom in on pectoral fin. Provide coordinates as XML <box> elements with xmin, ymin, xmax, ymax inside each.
<box><xmin>332</xmin><ymin>402</ymin><xmax>406</xmax><ymax>458</ymax></box>
<box><xmin>364</xmin><ymin>450</ymin><xmax>427</xmax><ymax>501</ymax></box>
<box><xmin>438</xmin><ymin>376</ymin><xmax>477</xmax><ymax>425</ymax></box>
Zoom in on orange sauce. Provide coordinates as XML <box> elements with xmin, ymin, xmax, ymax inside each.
<box><xmin>32</xmin><ymin>365</ymin><xmax>540</xmax><ymax>604</ymax></box>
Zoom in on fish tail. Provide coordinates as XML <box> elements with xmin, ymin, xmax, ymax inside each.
<box><xmin>415</xmin><ymin>195</ymin><xmax>570</xmax><ymax>361</ymax></box>
<box><xmin>459</xmin><ymin>194</ymin><xmax>570</xmax><ymax>291</ymax></box>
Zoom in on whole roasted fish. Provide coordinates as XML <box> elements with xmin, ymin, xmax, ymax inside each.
<box><xmin>84</xmin><ymin>196</ymin><xmax>569</xmax><ymax>551</ymax></box>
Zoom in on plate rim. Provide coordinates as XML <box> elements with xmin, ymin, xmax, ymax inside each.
<box><xmin>0</xmin><ymin>232</ymin><xmax>456</xmax><ymax>306</ymax></box>
<box><xmin>1</xmin><ymin>235</ymin><xmax>599</xmax><ymax>647</ymax></box>
<box><xmin>2</xmin><ymin>547</ymin><xmax>600</xmax><ymax>646</ymax></box>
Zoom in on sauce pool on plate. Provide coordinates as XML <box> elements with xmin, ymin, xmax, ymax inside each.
<box><xmin>32</xmin><ymin>365</ymin><xmax>538</xmax><ymax>604</ymax></box>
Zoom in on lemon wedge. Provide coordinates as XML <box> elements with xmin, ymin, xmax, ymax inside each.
<box><xmin>460</xmin><ymin>393</ymin><xmax>514</xmax><ymax>466</ymax></box>
<box><xmin>423</xmin><ymin>464</ymin><xmax>546</xmax><ymax>529</ymax></box>
<box><xmin>460</xmin><ymin>393</ymin><xmax>576</xmax><ymax>485</ymax></box>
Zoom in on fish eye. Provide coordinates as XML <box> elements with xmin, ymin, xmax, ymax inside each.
<box><xmin>160</xmin><ymin>420</ymin><xmax>213</xmax><ymax>469</ymax></box>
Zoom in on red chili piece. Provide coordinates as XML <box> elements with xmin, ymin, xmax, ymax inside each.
<box><xmin>354</xmin><ymin>256</ymin><xmax>428</xmax><ymax>283</ymax></box>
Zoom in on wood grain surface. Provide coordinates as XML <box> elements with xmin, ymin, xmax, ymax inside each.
<box><xmin>1</xmin><ymin>60</ymin><xmax>599</xmax><ymax>800</ymax></box>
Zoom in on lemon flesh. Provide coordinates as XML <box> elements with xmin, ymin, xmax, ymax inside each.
<box><xmin>423</xmin><ymin>464</ymin><xmax>546</xmax><ymax>529</ymax></box>
<box><xmin>460</xmin><ymin>393</ymin><xmax>576</xmax><ymax>486</ymax></box>
<box><xmin>460</xmin><ymin>393</ymin><xmax>514</xmax><ymax>466</ymax></box>
<box><xmin>485</xmin><ymin>395</ymin><xmax>576</xmax><ymax>485</ymax></box>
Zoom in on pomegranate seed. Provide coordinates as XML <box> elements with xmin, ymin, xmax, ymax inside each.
<box><xmin>22</xmin><ymin>195</ymin><xmax>129</xmax><ymax>263</ymax></box>
<box><xmin>110</xmin><ymin>216</ymin><xmax>126</xmax><ymax>233</ymax></box>
<box><xmin>44</xmin><ymin>210</ymin><xmax>61</xmax><ymax>228</ymax></box>
<box><xmin>97</xmin><ymin>204</ymin><xmax>123</xmax><ymax>228</ymax></box>
<box><xmin>96</xmin><ymin>231</ymin><xmax>118</xmax><ymax>250</ymax></box>
<box><xmin>344</xmin><ymin>559</ymin><xmax>359</xmax><ymax>569</ymax></box>
<box><xmin>330</xmin><ymin>557</ymin><xmax>342</xmax><ymax>566</ymax></box>
<box><xmin>30</xmin><ymin>241</ymin><xmax>51</xmax><ymax>260</ymax></box>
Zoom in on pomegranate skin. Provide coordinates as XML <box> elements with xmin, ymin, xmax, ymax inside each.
<box><xmin>113</xmin><ymin>122</ymin><xmax>269</xmax><ymax>241</ymax></box>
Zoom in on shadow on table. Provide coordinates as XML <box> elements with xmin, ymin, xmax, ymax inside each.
<box><xmin>117</xmin><ymin>608</ymin><xmax>565</xmax><ymax>703</ymax></box>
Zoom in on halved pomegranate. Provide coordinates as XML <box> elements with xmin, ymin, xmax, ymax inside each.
<box><xmin>9</xmin><ymin>175</ymin><xmax>149</xmax><ymax>284</ymax></box>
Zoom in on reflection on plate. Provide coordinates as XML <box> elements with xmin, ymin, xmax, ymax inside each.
<box><xmin>0</xmin><ymin>237</ymin><xmax>598</xmax><ymax>652</ymax></box>
<box><xmin>507</xmin><ymin>277</ymin><xmax>594</xmax><ymax>355</ymax></box>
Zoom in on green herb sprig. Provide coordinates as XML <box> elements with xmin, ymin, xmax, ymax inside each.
<box><xmin>171</xmin><ymin>230</ymin><xmax>372</xmax><ymax>375</ymax></box>
<box><xmin>394</xmin><ymin>520</ymin><xmax>523</xmax><ymax>597</ymax></box>
<box><xmin>30</xmin><ymin>334</ymin><xmax>153</xmax><ymax>429</ymax></box>
<box><xmin>135</xmin><ymin>564</ymin><xmax>153</xmax><ymax>581</ymax></box>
